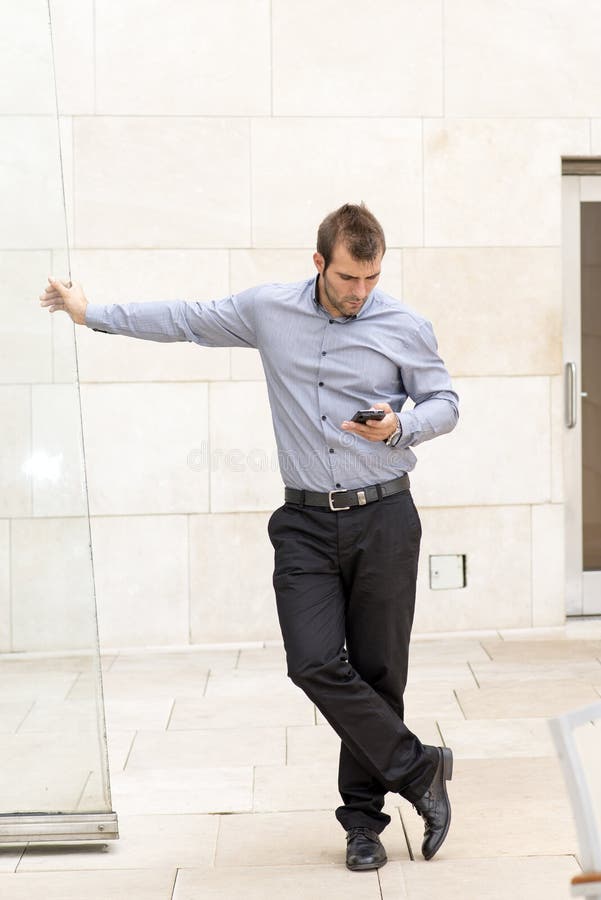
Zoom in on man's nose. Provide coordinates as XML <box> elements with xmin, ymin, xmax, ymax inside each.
<box><xmin>353</xmin><ymin>282</ymin><xmax>369</xmax><ymax>299</ymax></box>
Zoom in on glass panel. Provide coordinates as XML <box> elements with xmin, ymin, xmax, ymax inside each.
<box><xmin>580</xmin><ymin>203</ymin><xmax>601</xmax><ymax>572</ymax></box>
<box><xmin>0</xmin><ymin>1</ymin><xmax>113</xmax><ymax>824</ymax></box>
<box><xmin>573</xmin><ymin>719</ymin><xmax>601</xmax><ymax>853</ymax></box>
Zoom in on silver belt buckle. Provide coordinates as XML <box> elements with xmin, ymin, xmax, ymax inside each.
<box><xmin>328</xmin><ymin>489</ymin><xmax>350</xmax><ymax>511</ymax></box>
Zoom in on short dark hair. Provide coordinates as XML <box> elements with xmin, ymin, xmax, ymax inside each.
<box><xmin>316</xmin><ymin>202</ymin><xmax>386</xmax><ymax>269</ymax></box>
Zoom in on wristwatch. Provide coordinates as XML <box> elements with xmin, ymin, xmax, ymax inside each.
<box><xmin>384</xmin><ymin>414</ymin><xmax>402</xmax><ymax>447</ymax></box>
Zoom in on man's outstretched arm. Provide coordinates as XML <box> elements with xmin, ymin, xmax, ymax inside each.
<box><xmin>39</xmin><ymin>277</ymin><xmax>258</xmax><ymax>349</ymax></box>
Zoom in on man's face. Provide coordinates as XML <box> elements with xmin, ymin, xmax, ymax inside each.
<box><xmin>313</xmin><ymin>242</ymin><xmax>383</xmax><ymax>318</ymax></box>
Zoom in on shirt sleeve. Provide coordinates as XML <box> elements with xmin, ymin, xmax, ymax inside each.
<box><xmin>84</xmin><ymin>286</ymin><xmax>260</xmax><ymax>349</ymax></box>
<box><xmin>394</xmin><ymin>320</ymin><xmax>459</xmax><ymax>449</ymax></box>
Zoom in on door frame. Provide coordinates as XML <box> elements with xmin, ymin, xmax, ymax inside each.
<box><xmin>562</xmin><ymin>172</ymin><xmax>601</xmax><ymax>615</ymax></box>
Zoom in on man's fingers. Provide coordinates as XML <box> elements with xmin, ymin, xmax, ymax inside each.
<box><xmin>341</xmin><ymin>409</ymin><xmax>397</xmax><ymax>443</ymax></box>
<box><xmin>40</xmin><ymin>294</ymin><xmax>64</xmax><ymax>306</ymax></box>
<box><xmin>47</xmin><ymin>277</ymin><xmax>69</xmax><ymax>297</ymax></box>
<box><xmin>341</xmin><ymin>422</ymin><xmax>373</xmax><ymax>437</ymax></box>
<box><xmin>40</xmin><ymin>277</ymin><xmax>72</xmax><ymax>309</ymax></box>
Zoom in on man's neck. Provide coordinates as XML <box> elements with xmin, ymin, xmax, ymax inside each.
<box><xmin>315</xmin><ymin>274</ymin><xmax>338</xmax><ymax>318</ymax></box>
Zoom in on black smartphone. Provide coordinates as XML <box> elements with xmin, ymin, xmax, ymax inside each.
<box><xmin>351</xmin><ymin>409</ymin><xmax>386</xmax><ymax>424</ymax></box>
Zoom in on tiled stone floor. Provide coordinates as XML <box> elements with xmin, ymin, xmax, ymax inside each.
<box><xmin>1</xmin><ymin>618</ymin><xmax>601</xmax><ymax>898</ymax></box>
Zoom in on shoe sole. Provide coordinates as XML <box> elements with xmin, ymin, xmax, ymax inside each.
<box><xmin>424</xmin><ymin>747</ymin><xmax>453</xmax><ymax>861</ymax></box>
<box><xmin>346</xmin><ymin>856</ymin><xmax>388</xmax><ymax>871</ymax></box>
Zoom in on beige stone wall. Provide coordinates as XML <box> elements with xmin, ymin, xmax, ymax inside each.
<box><xmin>4</xmin><ymin>0</ymin><xmax>598</xmax><ymax>647</ymax></box>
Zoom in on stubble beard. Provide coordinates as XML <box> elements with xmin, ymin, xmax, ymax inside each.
<box><xmin>321</xmin><ymin>271</ymin><xmax>364</xmax><ymax>317</ymax></box>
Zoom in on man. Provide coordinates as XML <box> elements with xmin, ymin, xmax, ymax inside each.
<box><xmin>40</xmin><ymin>203</ymin><xmax>458</xmax><ymax>869</ymax></box>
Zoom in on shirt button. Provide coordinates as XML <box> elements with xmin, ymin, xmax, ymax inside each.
<box><xmin>321</xmin><ymin>415</ymin><xmax>327</xmax><ymax>420</ymax></box>
<box><xmin>318</xmin><ymin>381</ymin><xmax>324</xmax><ymax>387</ymax></box>
<box><xmin>329</xmin><ymin>319</ymin><xmax>334</xmax><ymax>324</ymax></box>
<box><xmin>329</xmin><ymin>448</ymin><xmax>335</xmax><ymax>454</ymax></box>
<box><xmin>322</xmin><ymin>351</ymin><xmax>327</xmax><ymax>356</ymax></box>
<box><xmin>335</xmin><ymin>483</ymin><xmax>341</xmax><ymax>488</ymax></box>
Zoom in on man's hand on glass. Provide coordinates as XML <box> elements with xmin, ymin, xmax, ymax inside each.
<box><xmin>39</xmin><ymin>277</ymin><xmax>89</xmax><ymax>325</ymax></box>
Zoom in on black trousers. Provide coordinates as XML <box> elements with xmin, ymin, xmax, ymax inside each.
<box><xmin>267</xmin><ymin>488</ymin><xmax>436</xmax><ymax>834</ymax></box>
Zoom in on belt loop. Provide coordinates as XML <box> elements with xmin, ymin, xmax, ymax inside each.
<box><xmin>375</xmin><ymin>483</ymin><xmax>383</xmax><ymax>501</ymax></box>
<box><xmin>299</xmin><ymin>490</ymin><xmax>305</xmax><ymax>507</ymax></box>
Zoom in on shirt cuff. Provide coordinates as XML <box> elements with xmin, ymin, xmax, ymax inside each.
<box><xmin>85</xmin><ymin>303</ymin><xmax>109</xmax><ymax>332</ymax></box>
<box><xmin>394</xmin><ymin>410</ymin><xmax>417</xmax><ymax>450</ymax></box>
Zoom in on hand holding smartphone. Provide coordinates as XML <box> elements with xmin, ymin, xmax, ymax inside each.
<box><xmin>351</xmin><ymin>409</ymin><xmax>386</xmax><ymax>424</ymax></box>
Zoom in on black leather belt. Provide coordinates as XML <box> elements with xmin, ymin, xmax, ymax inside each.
<box><xmin>284</xmin><ymin>474</ymin><xmax>410</xmax><ymax>511</ymax></box>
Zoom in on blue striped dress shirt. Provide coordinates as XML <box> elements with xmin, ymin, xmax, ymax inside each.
<box><xmin>85</xmin><ymin>275</ymin><xmax>459</xmax><ymax>492</ymax></box>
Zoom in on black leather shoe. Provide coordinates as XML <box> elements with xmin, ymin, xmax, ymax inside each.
<box><xmin>345</xmin><ymin>826</ymin><xmax>387</xmax><ymax>871</ymax></box>
<box><xmin>412</xmin><ymin>745</ymin><xmax>453</xmax><ymax>861</ymax></box>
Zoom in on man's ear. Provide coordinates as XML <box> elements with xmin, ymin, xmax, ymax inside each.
<box><xmin>313</xmin><ymin>252</ymin><xmax>325</xmax><ymax>275</ymax></box>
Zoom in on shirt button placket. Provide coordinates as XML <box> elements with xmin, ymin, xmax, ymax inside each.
<box><xmin>317</xmin><ymin>319</ymin><xmax>334</xmax><ymax>474</ymax></box>
<box><xmin>318</xmin><ymin>319</ymin><xmax>339</xmax><ymax>480</ymax></box>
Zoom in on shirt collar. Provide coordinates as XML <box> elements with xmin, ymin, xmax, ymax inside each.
<box><xmin>311</xmin><ymin>274</ymin><xmax>374</xmax><ymax>322</ymax></box>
